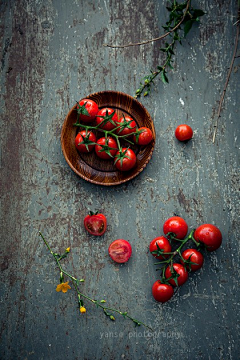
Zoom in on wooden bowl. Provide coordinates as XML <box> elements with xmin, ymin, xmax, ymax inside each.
<box><xmin>61</xmin><ymin>91</ymin><xmax>155</xmax><ymax>186</ymax></box>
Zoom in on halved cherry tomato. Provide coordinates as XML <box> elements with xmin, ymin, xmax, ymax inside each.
<box><xmin>175</xmin><ymin>124</ymin><xmax>193</xmax><ymax>141</ymax></box>
<box><xmin>115</xmin><ymin>115</ymin><xmax>137</xmax><ymax>136</ymax></box>
<box><xmin>95</xmin><ymin>137</ymin><xmax>118</xmax><ymax>159</ymax></box>
<box><xmin>133</xmin><ymin>127</ymin><xmax>153</xmax><ymax>145</ymax></box>
<box><xmin>152</xmin><ymin>280</ymin><xmax>174</xmax><ymax>303</ymax></box>
<box><xmin>75</xmin><ymin>130</ymin><xmax>96</xmax><ymax>153</ymax></box>
<box><xmin>149</xmin><ymin>236</ymin><xmax>172</xmax><ymax>260</ymax></box>
<box><xmin>114</xmin><ymin>148</ymin><xmax>136</xmax><ymax>172</ymax></box>
<box><xmin>77</xmin><ymin>99</ymin><xmax>99</xmax><ymax>122</ymax></box>
<box><xmin>165</xmin><ymin>263</ymin><xmax>188</xmax><ymax>286</ymax></box>
<box><xmin>108</xmin><ymin>239</ymin><xmax>132</xmax><ymax>263</ymax></box>
<box><xmin>163</xmin><ymin>216</ymin><xmax>188</xmax><ymax>240</ymax></box>
<box><xmin>84</xmin><ymin>212</ymin><xmax>107</xmax><ymax>236</ymax></box>
<box><xmin>194</xmin><ymin>224</ymin><xmax>222</xmax><ymax>252</ymax></box>
<box><xmin>180</xmin><ymin>249</ymin><xmax>204</xmax><ymax>271</ymax></box>
<box><xmin>96</xmin><ymin>108</ymin><xmax>118</xmax><ymax>131</ymax></box>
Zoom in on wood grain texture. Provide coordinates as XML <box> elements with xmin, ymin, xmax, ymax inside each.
<box><xmin>61</xmin><ymin>91</ymin><xmax>155</xmax><ymax>185</ymax></box>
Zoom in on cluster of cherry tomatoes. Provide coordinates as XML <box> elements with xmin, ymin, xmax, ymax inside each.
<box><xmin>74</xmin><ymin>98</ymin><xmax>153</xmax><ymax>172</ymax></box>
<box><xmin>150</xmin><ymin>216</ymin><xmax>222</xmax><ymax>303</ymax></box>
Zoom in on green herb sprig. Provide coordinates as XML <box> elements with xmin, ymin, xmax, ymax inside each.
<box><xmin>39</xmin><ymin>232</ymin><xmax>152</xmax><ymax>330</ymax></box>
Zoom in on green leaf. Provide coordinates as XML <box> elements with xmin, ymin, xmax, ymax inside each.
<box><xmin>184</xmin><ymin>20</ymin><xmax>194</xmax><ymax>37</ymax></box>
<box><xmin>160</xmin><ymin>71</ymin><xmax>168</xmax><ymax>84</ymax></box>
<box><xmin>192</xmin><ymin>9</ymin><xmax>205</xmax><ymax>18</ymax></box>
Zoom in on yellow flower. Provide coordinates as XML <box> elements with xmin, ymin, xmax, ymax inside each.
<box><xmin>65</xmin><ymin>247</ymin><xmax>70</xmax><ymax>253</ymax></box>
<box><xmin>80</xmin><ymin>306</ymin><xmax>86</xmax><ymax>313</ymax></box>
<box><xmin>56</xmin><ymin>281</ymin><xmax>71</xmax><ymax>293</ymax></box>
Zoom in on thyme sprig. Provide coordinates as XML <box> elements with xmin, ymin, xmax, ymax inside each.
<box><xmin>39</xmin><ymin>232</ymin><xmax>152</xmax><ymax>330</ymax></box>
<box><xmin>135</xmin><ymin>0</ymin><xmax>205</xmax><ymax>98</ymax></box>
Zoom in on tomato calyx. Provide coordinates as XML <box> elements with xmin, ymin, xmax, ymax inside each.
<box><xmin>96</xmin><ymin>109</ymin><xmax>117</xmax><ymax>128</ymax></box>
<box><xmin>76</xmin><ymin>101</ymin><xmax>90</xmax><ymax>117</ymax></box>
<box><xmin>76</xmin><ymin>130</ymin><xmax>97</xmax><ymax>152</ymax></box>
<box><xmin>132</xmin><ymin>128</ymin><xmax>145</xmax><ymax>143</ymax></box>
<box><xmin>116</xmin><ymin>114</ymin><xmax>136</xmax><ymax>135</ymax></box>
<box><xmin>114</xmin><ymin>147</ymin><xmax>131</xmax><ymax>167</ymax></box>
<box><xmin>96</xmin><ymin>137</ymin><xmax>118</xmax><ymax>158</ymax></box>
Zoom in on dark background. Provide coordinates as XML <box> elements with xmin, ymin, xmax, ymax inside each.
<box><xmin>1</xmin><ymin>0</ymin><xmax>239</xmax><ymax>359</ymax></box>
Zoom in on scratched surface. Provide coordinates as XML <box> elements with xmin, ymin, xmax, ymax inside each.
<box><xmin>0</xmin><ymin>0</ymin><xmax>239</xmax><ymax>359</ymax></box>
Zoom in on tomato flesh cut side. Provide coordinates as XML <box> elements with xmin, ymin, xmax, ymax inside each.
<box><xmin>108</xmin><ymin>239</ymin><xmax>132</xmax><ymax>263</ymax></box>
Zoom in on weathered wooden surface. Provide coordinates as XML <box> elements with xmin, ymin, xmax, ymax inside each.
<box><xmin>0</xmin><ymin>0</ymin><xmax>239</xmax><ymax>359</ymax></box>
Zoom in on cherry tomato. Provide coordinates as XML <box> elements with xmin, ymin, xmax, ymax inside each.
<box><xmin>194</xmin><ymin>224</ymin><xmax>222</xmax><ymax>252</ymax></box>
<box><xmin>163</xmin><ymin>216</ymin><xmax>188</xmax><ymax>240</ymax></box>
<box><xmin>75</xmin><ymin>130</ymin><xmax>96</xmax><ymax>153</ymax></box>
<box><xmin>175</xmin><ymin>124</ymin><xmax>193</xmax><ymax>141</ymax></box>
<box><xmin>115</xmin><ymin>115</ymin><xmax>137</xmax><ymax>136</ymax></box>
<box><xmin>114</xmin><ymin>148</ymin><xmax>136</xmax><ymax>172</ymax></box>
<box><xmin>84</xmin><ymin>212</ymin><xmax>107</xmax><ymax>236</ymax></box>
<box><xmin>77</xmin><ymin>99</ymin><xmax>99</xmax><ymax>122</ymax></box>
<box><xmin>165</xmin><ymin>263</ymin><xmax>188</xmax><ymax>286</ymax></box>
<box><xmin>180</xmin><ymin>249</ymin><xmax>204</xmax><ymax>271</ymax></box>
<box><xmin>95</xmin><ymin>137</ymin><xmax>118</xmax><ymax>160</ymax></box>
<box><xmin>149</xmin><ymin>236</ymin><xmax>172</xmax><ymax>260</ymax></box>
<box><xmin>152</xmin><ymin>281</ymin><xmax>174</xmax><ymax>303</ymax></box>
<box><xmin>96</xmin><ymin>108</ymin><xmax>118</xmax><ymax>131</ymax></box>
<box><xmin>108</xmin><ymin>239</ymin><xmax>132</xmax><ymax>263</ymax></box>
<box><xmin>133</xmin><ymin>127</ymin><xmax>153</xmax><ymax>145</ymax></box>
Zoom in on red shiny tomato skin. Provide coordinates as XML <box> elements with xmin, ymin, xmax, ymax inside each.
<box><xmin>108</xmin><ymin>239</ymin><xmax>132</xmax><ymax>263</ymax></box>
<box><xmin>115</xmin><ymin>116</ymin><xmax>137</xmax><ymax>136</ymax></box>
<box><xmin>114</xmin><ymin>148</ymin><xmax>136</xmax><ymax>172</ymax></box>
<box><xmin>180</xmin><ymin>249</ymin><xmax>204</xmax><ymax>271</ymax></box>
<box><xmin>75</xmin><ymin>130</ymin><xmax>96</xmax><ymax>153</ymax></box>
<box><xmin>84</xmin><ymin>213</ymin><xmax>107</xmax><ymax>236</ymax></box>
<box><xmin>163</xmin><ymin>216</ymin><xmax>188</xmax><ymax>240</ymax></box>
<box><xmin>175</xmin><ymin>124</ymin><xmax>193</xmax><ymax>141</ymax></box>
<box><xmin>133</xmin><ymin>127</ymin><xmax>153</xmax><ymax>145</ymax></box>
<box><xmin>194</xmin><ymin>224</ymin><xmax>222</xmax><ymax>252</ymax></box>
<box><xmin>96</xmin><ymin>108</ymin><xmax>118</xmax><ymax>131</ymax></box>
<box><xmin>165</xmin><ymin>263</ymin><xmax>188</xmax><ymax>287</ymax></box>
<box><xmin>95</xmin><ymin>137</ymin><xmax>118</xmax><ymax>159</ymax></box>
<box><xmin>78</xmin><ymin>99</ymin><xmax>99</xmax><ymax>122</ymax></box>
<box><xmin>149</xmin><ymin>236</ymin><xmax>172</xmax><ymax>260</ymax></box>
<box><xmin>152</xmin><ymin>281</ymin><xmax>174</xmax><ymax>303</ymax></box>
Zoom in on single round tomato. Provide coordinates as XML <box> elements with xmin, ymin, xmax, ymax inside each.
<box><xmin>84</xmin><ymin>212</ymin><xmax>107</xmax><ymax>236</ymax></box>
<box><xmin>115</xmin><ymin>115</ymin><xmax>137</xmax><ymax>136</ymax></box>
<box><xmin>165</xmin><ymin>263</ymin><xmax>188</xmax><ymax>286</ymax></box>
<box><xmin>77</xmin><ymin>99</ymin><xmax>99</xmax><ymax>122</ymax></box>
<box><xmin>114</xmin><ymin>148</ymin><xmax>136</xmax><ymax>172</ymax></box>
<box><xmin>133</xmin><ymin>127</ymin><xmax>153</xmax><ymax>145</ymax></box>
<box><xmin>163</xmin><ymin>216</ymin><xmax>188</xmax><ymax>240</ymax></box>
<box><xmin>95</xmin><ymin>108</ymin><xmax>118</xmax><ymax>131</ymax></box>
<box><xmin>152</xmin><ymin>281</ymin><xmax>174</xmax><ymax>303</ymax></box>
<box><xmin>149</xmin><ymin>236</ymin><xmax>172</xmax><ymax>260</ymax></box>
<box><xmin>75</xmin><ymin>130</ymin><xmax>96</xmax><ymax>153</ymax></box>
<box><xmin>95</xmin><ymin>137</ymin><xmax>118</xmax><ymax>159</ymax></box>
<box><xmin>108</xmin><ymin>239</ymin><xmax>132</xmax><ymax>263</ymax></box>
<box><xmin>175</xmin><ymin>124</ymin><xmax>193</xmax><ymax>142</ymax></box>
<box><xmin>193</xmin><ymin>224</ymin><xmax>222</xmax><ymax>252</ymax></box>
<box><xmin>180</xmin><ymin>249</ymin><xmax>204</xmax><ymax>271</ymax></box>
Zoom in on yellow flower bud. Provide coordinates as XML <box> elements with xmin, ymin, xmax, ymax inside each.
<box><xmin>80</xmin><ymin>306</ymin><xmax>86</xmax><ymax>313</ymax></box>
<box><xmin>65</xmin><ymin>247</ymin><xmax>70</xmax><ymax>253</ymax></box>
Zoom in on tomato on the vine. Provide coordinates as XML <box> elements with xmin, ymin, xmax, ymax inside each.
<box><xmin>77</xmin><ymin>99</ymin><xmax>99</xmax><ymax>122</ymax></box>
<box><xmin>84</xmin><ymin>212</ymin><xmax>107</xmax><ymax>236</ymax></box>
<box><xmin>194</xmin><ymin>224</ymin><xmax>222</xmax><ymax>252</ymax></box>
<box><xmin>163</xmin><ymin>216</ymin><xmax>188</xmax><ymax>240</ymax></box>
<box><xmin>114</xmin><ymin>148</ymin><xmax>136</xmax><ymax>172</ymax></box>
<box><xmin>152</xmin><ymin>281</ymin><xmax>174</xmax><ymax>303</ymax></box>
<box><xmin>133</xmin><ymin>127</ymin><xmax>153</xmax><ymax>145</ymax></box>
<box><xmin>108</xmin><ymin>239</ymin><xmax>132</xmax><ymax>263</ymax></box>
<box><xmin>175</xmin><ymin>124</ymin><xmax>193</xmax><ymax>141</ymax></box>
<box><xmin>96</xmin><ymin>108</ymin><xmax>118</xmax><ymax>131</ymax></box>
<box><xmin>180</xmin><ymin>249</ymin><xmax>204</xmax><ymax>271</ymax></box>
<box><xmin>149</xmin><ymin>236</ymin><xmax>172</xmax><ymax>260</ymax></box>
<box><xmin>165</xmin><ymin>263</ymin><xmax>188</xmax><ymax>286</ymax></box>
<box><xmin>75</xmin><ymin>130</ymin><xmax>96</xmax><ymax>153</ymax></box>
<box><xmin>95</xmin><ymin>137</ymin><xmax>118</xmax><ymax>160</ymax></box>
<box><xmin>115</xmin><ymin>115</ymin><xmax>137</xmax><ymax>136</ymax></box>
